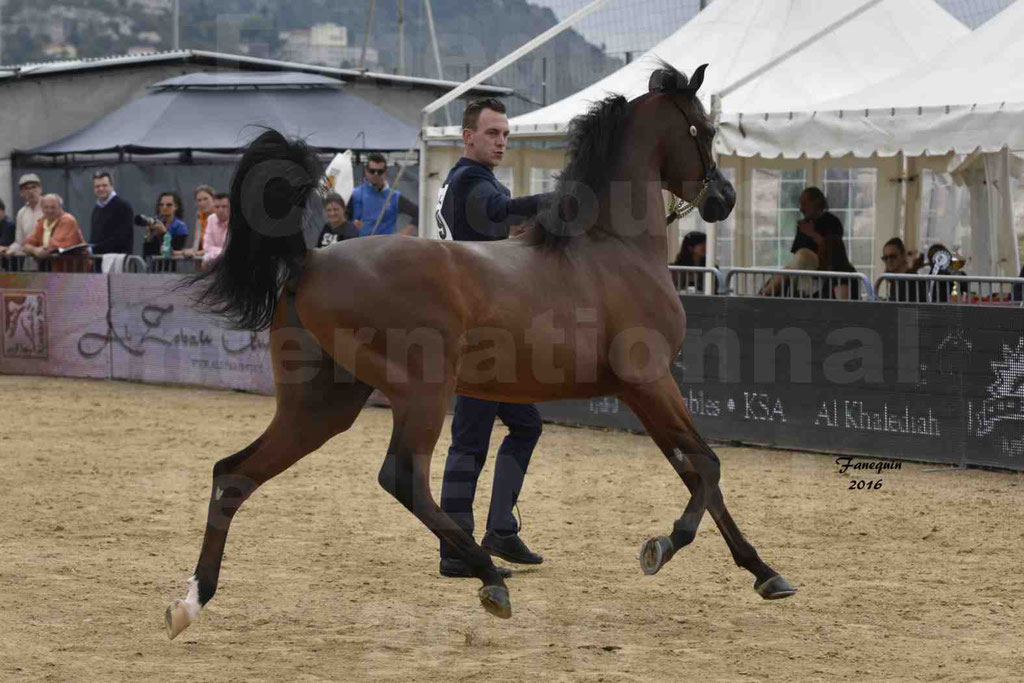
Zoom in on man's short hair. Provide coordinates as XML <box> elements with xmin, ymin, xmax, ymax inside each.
<box><xmin>366</xmin><ymin>152</ymin><xmax>387</xmax><ymax>167</ymax></box>
<box><xmin>463</xmin><ymin>98</ymin><xmax>506</xmax><ymax>131</ymax></box>
<box><xmin>195</xmin><ymin>184</ymin><xmax>216</xmax><ymax>198</ymax></box>
<box><xmin>801</xmin><ymin>186</ymin><xmax>828</xmax><ymax>211</ymax></box>
<box><xmin>213</xmin><ymin>192</ymin><xmax>229</xmax><ymax>201</ymax></box>
<box><xmin>322</xmin><ymin>192</ymin><xmax>346</xmax><ymax>208</ymax></box>
<box><xmin>884</xmin><ymin>237</ymin><xmax>906</xmax><ymax>252</ymax></box>
<box><xmin>92</xmin><ymin>170</ymin><xmax>113</xmax><ymax>183</ymax></box>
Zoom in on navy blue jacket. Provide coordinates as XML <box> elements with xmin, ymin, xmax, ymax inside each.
<box><xmin>435</xmin><ymin>158</ymin><xmax>545</xmax><ymax>242</ymax></box>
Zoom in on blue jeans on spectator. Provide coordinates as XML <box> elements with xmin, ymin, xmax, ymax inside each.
<box><xmin>439</xmin><ymin>396</ymin><xmax>542</xmax><ymax>560</ymax></box>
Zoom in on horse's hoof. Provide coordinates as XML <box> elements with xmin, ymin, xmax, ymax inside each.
<box><xmin>478</xmin><ymin>585</ymin><xmax>512</xmax><ymax>619</ymax></box>
<box><xmin>640</xmin><ymin>535</ymin><xmax>673</xmax><ymax>576</ymax></box>
<box><xmin>755</xmin><ymin>574</ymin><xmax>797</xmax><ymax>600</ymax></box>
<box><xmin>165</xmin><ymin>599</ymin><xmax>194</xmax><ymax>640</ymax></box>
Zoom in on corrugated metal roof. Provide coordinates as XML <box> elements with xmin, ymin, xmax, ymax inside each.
<box><xmin>0</xmin><ymin>49</ymin><xmax>513</xmax><ymax>96</ymax></box>
<box><xmin>150</xmin><ymin>71</ymin><xmax>344</xmax><ymax>89</ymax></box>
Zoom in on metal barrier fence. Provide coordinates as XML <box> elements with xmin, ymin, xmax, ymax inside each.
<box><xmin>667</xmin><ymin>266</ymin><xmax>724</xmax><ymax>295</ymax></box>
<box><xmin>725</xmin><ymin>267</ymin><xmax>875</xmax><ymax>301</ymax></box>
<box><xmin>875</xmin><ymin>273</ymin><xmax>1024</xmax><ymax>305</ymax></box>
<box><xmin>0</xmin><ymin>253</ymin><xmax>147</xmax><ymax>273</ymax></box>
<box><xmin>147</xmin><ymin>257</ymin><xmax>203</xmax><ymax>274</ymax></box>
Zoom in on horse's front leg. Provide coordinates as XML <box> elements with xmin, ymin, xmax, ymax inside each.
<box><xmin>620</xmin><ymin>377</ymin><xmax>796</xmax><ymax>600</ymax></box>
<box><xmin>376</xmin><ymin>387</ymin><xmax>512</xmax><ymax>618</ymax></box>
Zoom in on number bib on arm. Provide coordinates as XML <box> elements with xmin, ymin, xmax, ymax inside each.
<box><xmin>434</xmin><ymin>184</ymin><xmax>453</xmax><ymax>241</ymax></box>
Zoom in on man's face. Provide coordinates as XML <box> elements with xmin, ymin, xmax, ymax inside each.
<box><xmin>213</xmin><ymin>197</ymin><xmax>230</xmax><ymax>223</ymax></box>
<box><xmin>93</xmin><ymin>176</ymin><xmax>113</xmax><ymax>200</ymax></box>
<box><xmin>325</xmin><ymin>201</ymin><xmax>345</xmax><ymax>225</ymax></box>
<box><xmin>365</xmin><ymin>161</ymin><xmax>387</xmax><ymax>189</ymax></box>
<box><xmin>158</xmin><ymin>195</ymin><xmax>177</xmax><ymax>221</ymax></box>
<box><xmin>799</xmin><ymin>192</ymin><xmax>821</xmax><ymax>219</ymax></box>
<box><xmin>40</xmin><ymin>196</ymin><xmax>61</xmax><ymax>221</ymax></box>
<box><xmin>20</xmin><ymin>182</ymin><xmax>42</xmax><ymax>206</ymax></box>
<box><xmin>464</xmin><ymin>108</ymin><xmax>509</xmax><ymax>169</ymax></box>
<box><xmin>693</xmin><ymin>243</ymin><xmax>707</xmax><ymax>261</ymax></box>
<box><xmin>882</xmin><ymin>245</ymin><xmax>905</xmax><ymax>273</ymax></box>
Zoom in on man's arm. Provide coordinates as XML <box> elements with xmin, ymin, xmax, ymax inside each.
<box><xmin>464</xmin><ymin>173</ymin><xmax>548</xmax><ymax>239</ymax></box>
<box><xmin>397</xmin><ymin>194</ymin><xmax>418</xmax><ymax>235</ymax></box>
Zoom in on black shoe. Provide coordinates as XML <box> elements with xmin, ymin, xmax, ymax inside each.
<box><xmin>481</xmin><ymin>531</ymin><xmax>544</xmax><ymax>565</ymax></box>
<box><xmin>439</xmin><ymin>558</ymin><xmax>512</xmax><ymax>579</ymax></box>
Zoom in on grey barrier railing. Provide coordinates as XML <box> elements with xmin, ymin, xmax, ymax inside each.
<box><xmin>667</xmin><ymin>266</ymin><xmax>724</xmax><ymax>295</ymax></box>
<box><xmin>147</xmin><ymin>256</ymin><xmax>203</xmax><ymax>274</ymax></box>
<box><xmin>0</xmin><ymin>252</ymin><xmax>147</xmax><ymax>273</ymax></box>
<box><xmin>725</xmin><ymin>267</ymin><xmax>875</xmax><ymax>301</ymax></box>
<box><xmin>874</xmin><ymin>273</ymin><xmax>1024</xmax><ymax>305</ymax></box>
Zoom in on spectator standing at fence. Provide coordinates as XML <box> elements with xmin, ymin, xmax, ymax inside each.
<box><xmin>0</xmin><ymin>175</ymin><xmax>43</xmax><ymax>257</ymax></box>
<box><xmin>142</xmin><ymin>192</ymin><xmax>189</xmax><ymax>258</ymax></box>
<box><xmin>881</xmin><ymin>237</ymin><xmax>927</xmax><ymax>302</ymax></box>
<box><xmin>201</xmin><ymin>193</ymin><xmax>230</xmax><ymax>269</ymax></box>
<box><xmin>348</xmin><ymin>153</ymin><xmax>418</xmax><ymax>237</ymax></box>
<box><xmin>317</xmin><ymin>193</ymin><xmax>359</xmax><ymax>248</ymax></box>
<box><xmin>89</xmin><ymin>171</ymin><xmax>135</xmax><ymax>255</ymax></box>
<box><xmin>673</xmin><ymin>231</ymin><xmax>719</xmax><ymax>293</ymax></box>
<box><xmin>0</xmin><ymin>199</ymin><xmax>14</xmax><ymax>248</ymax></box>
<box><xmin>23</xmin><ymin>194</ymin><xmax>84</xmax><ymax>261</ymax></box>
<box><xmin>189</xmin><ymin>185</ymin><xmax>216</xmax><ymax>255</ymax></box>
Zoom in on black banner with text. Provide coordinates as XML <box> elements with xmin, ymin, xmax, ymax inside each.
<box><xmin>538</xmin><ymin>297</ymin><xmax>1024</xmax><ymax>471</ymax></box>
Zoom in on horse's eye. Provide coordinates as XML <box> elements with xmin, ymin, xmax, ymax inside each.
<box><xmin>689</xmin><ymin>125</ymin><xmax>697</xmax><ymax>138</ymax></box>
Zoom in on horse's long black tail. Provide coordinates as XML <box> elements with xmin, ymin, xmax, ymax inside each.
<box><xmin>189</xmin><ymin>129</ymin><xmax>322</xmax><ymax>331</ymax></box>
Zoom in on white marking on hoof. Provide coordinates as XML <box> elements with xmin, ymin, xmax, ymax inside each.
<box><xmin>672</xmin><ymin>448</ymin><xmax>685</xmax><ymax>463</ymax></box>
<box><xmin>214</xmin><ymin>486</ymin><xmax>224</xmax><ymax>501</ymax></box>
<box><xmin>166</xmin><ymin>576</ymin><xmax>202</xmax><ymax>640</ymax></box>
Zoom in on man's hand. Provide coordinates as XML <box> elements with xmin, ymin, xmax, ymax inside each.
<box><xmin>25</xmin><ymin>245</ymin><xmax>51</xmax><ymax>260</ymax></box>
<box><xmin>352</xmin><ymin>219</ymin><xmax>364</xmax><ymax>229</ymax></box>
<box><xmin>798</xmin><ymin>219</ymin><xmax>823</xmax><ymax>246</ymax></box>
<box><xmin>0</xmin><ymin>246</ymin><xmax>8</xmax><ymax>256</ymax></box>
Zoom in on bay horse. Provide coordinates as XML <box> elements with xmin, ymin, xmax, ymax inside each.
<box><xmin>165</xmin><ymin>63</ymin><xmax>796</xmax><ymax>639</ymax></box>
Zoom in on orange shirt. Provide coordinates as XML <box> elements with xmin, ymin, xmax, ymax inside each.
<box><xmin>26</xmin><ymin>213</ymin><xmax>84</xmax><ymax>251</ymax></box>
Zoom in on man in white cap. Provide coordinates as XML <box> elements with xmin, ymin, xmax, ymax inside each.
<box><xmin>0</xmin><ymin>174</ymin><xmax>43</xmax><ymax>257</ymax></box>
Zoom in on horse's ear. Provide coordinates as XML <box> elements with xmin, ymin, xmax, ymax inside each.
<box><xmin>685</xmin><ymin>64</ymin><xmax>708</xmax><ymax>93</ymax></box>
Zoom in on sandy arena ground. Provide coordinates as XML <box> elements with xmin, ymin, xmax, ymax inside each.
<box><xmin>1</xmin><ymin>375</ymin><xmax>1022</xmax><ymax>682</ymax></box>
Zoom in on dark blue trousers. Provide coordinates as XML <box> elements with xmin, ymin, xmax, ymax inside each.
<box><xmin>439</xmin><ymin>396</ymin><xmax>542</xmax><ymax>560</ymax></box>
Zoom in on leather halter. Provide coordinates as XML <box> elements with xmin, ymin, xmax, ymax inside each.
<box><xmin>665</xmin><ymin>96</ymin><xmax>717</xmax><ymax>222</ymax></box>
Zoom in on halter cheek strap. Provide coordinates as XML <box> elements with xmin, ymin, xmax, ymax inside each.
<box><xmin>666</xmin><ymin>97</ymin><xmax>716</xmax><ymax>222</ymax></box>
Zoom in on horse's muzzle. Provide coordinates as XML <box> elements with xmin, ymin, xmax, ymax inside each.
<box><xmin>699</xmin><ymin>168</ymin><xmax>736</xmax><ymax>223</ymax></box>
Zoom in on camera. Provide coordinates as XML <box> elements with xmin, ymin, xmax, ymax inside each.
<box><xmin>134</xmin><ymin>213</ymin><xmax>158</xmax><ymax>227</ymax></box>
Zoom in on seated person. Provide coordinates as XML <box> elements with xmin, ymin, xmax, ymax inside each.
<box><xmin>142</xmin><ymin>192</ymin><xmax>189</xmax><ymax>257</ymax></box>
<box><xmin>23</xmin><ymin>194</ymin><xmax>86</xmax><ymax>271</ymax></box>
<box><xmin>201</xmin><ymin>193</ymin><xmax>231</xmax><ymax>270</ymax></box>
<box><xmin>317</xmin><ymin>193</ymin><xmax>360</xmax><ymax>248</ymax></box>
<box><xmin>881</xmin><ymin>237</ymin><xmax>927</xmax><ymax>302</ymax></box>
<box><xmin>671</xmin><ymin>231</ymin><xmax>715</xmax><ymax>292</ymax></box>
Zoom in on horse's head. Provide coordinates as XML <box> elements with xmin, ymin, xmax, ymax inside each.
<box><xmin>646</xmin><ymin>63</ymin><xmax>735</xmax><ymax>223</ymax></box>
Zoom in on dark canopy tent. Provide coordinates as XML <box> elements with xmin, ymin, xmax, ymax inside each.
<box><xmin>28</xmin><ymin>72</ymin><xmax>419</xmax><ymax>155</ymax></box>
<box><xmin>15</xmin><ymin>72</ymin><xmax>420</xmax><ymax>253</ymax></box>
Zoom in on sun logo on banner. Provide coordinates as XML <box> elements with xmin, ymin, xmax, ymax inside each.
<box><xmin>2</xmin><ymin>290</ymin><xmax>48</xmax><ymax>360</ymax></box>
<box><xmin>975</xmin><ymin>338</ymin><xmax>1024</xmax><ymax>458</ymax></box>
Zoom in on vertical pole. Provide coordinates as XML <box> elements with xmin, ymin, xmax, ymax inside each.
<box><xmin>423</xmin><ymin>0</ymin><xmax>451</xmax><ymax>125</ymax></box>
<box><xmin>172</xmin><ymin>0</ymin><xmax>180</xmax><ymax>50</ymax></box>
<box><xmin>359</xmin><ymin>0</ymin><xmax>376</xmax><ymax>70</ymax></box>
<box><xmin>397</xmin><ymin>0</ymin><xmax>405</xmax><ymax>75</ymax></box>
<box><xmin>699</xmin><ymin>0</ymin><xmax>708</xmax><ymax>10</ymax></box>
<box><xmin>418</xmin><ymin>113</ymin><xmax>429</xmax><ymax>237</ymax></box>
<box><xmin>541</xmin><ymin>56</ymin><xmax>547</xmax><ymax>106</ymax></box>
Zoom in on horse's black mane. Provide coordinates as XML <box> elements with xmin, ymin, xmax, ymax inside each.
<box><xmin>528</xmin><ymin>61</ymin><xmax>699</xmax><ymax>250</ymax></box>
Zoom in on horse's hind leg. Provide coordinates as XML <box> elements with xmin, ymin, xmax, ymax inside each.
<box><xmin>165</xmin><ymin>300</ymin><xmax>374</xmax><ymax>639</ymax></box>
<box><xmin>376</xmin><ymin>389</ymin><xmax>512</xmax><ymax>619</ymax></box>
<box><xmin>620</xmin><ymin>377</ymin><xmax>795</xmax><ymax>600</ymax></box>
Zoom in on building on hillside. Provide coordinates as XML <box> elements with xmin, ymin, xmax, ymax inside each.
<box><xmin>279</xmin><ymin>23</ymin><xmax>378</xmax><ymax>68</ymax></box>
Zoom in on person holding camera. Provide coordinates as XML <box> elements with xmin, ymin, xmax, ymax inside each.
<box><xmin>140</xmin><ymin>191</ymin><xmax>189</xmax><ymax>258</ymax></box>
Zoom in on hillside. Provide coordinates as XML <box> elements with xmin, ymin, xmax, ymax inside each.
<box><xmin>0</xmin><ymin>0</ymin><xmax>624</xmax><ymax>115</ymax></box>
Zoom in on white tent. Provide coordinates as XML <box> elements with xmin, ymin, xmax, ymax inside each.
<box><xmin>718</xmin><ymin>0</ymin><xmax>1024</xmax><ymax>158</ymax></box>
<box><xmin>716</xmin><ymin>0</ymin><xmax>1024</xmax><ymax>277</ymax></box>
<box><xmin>500</xmin><ymin>0</ymin><xmax>967</xmax><ymax>137</ymax></box>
